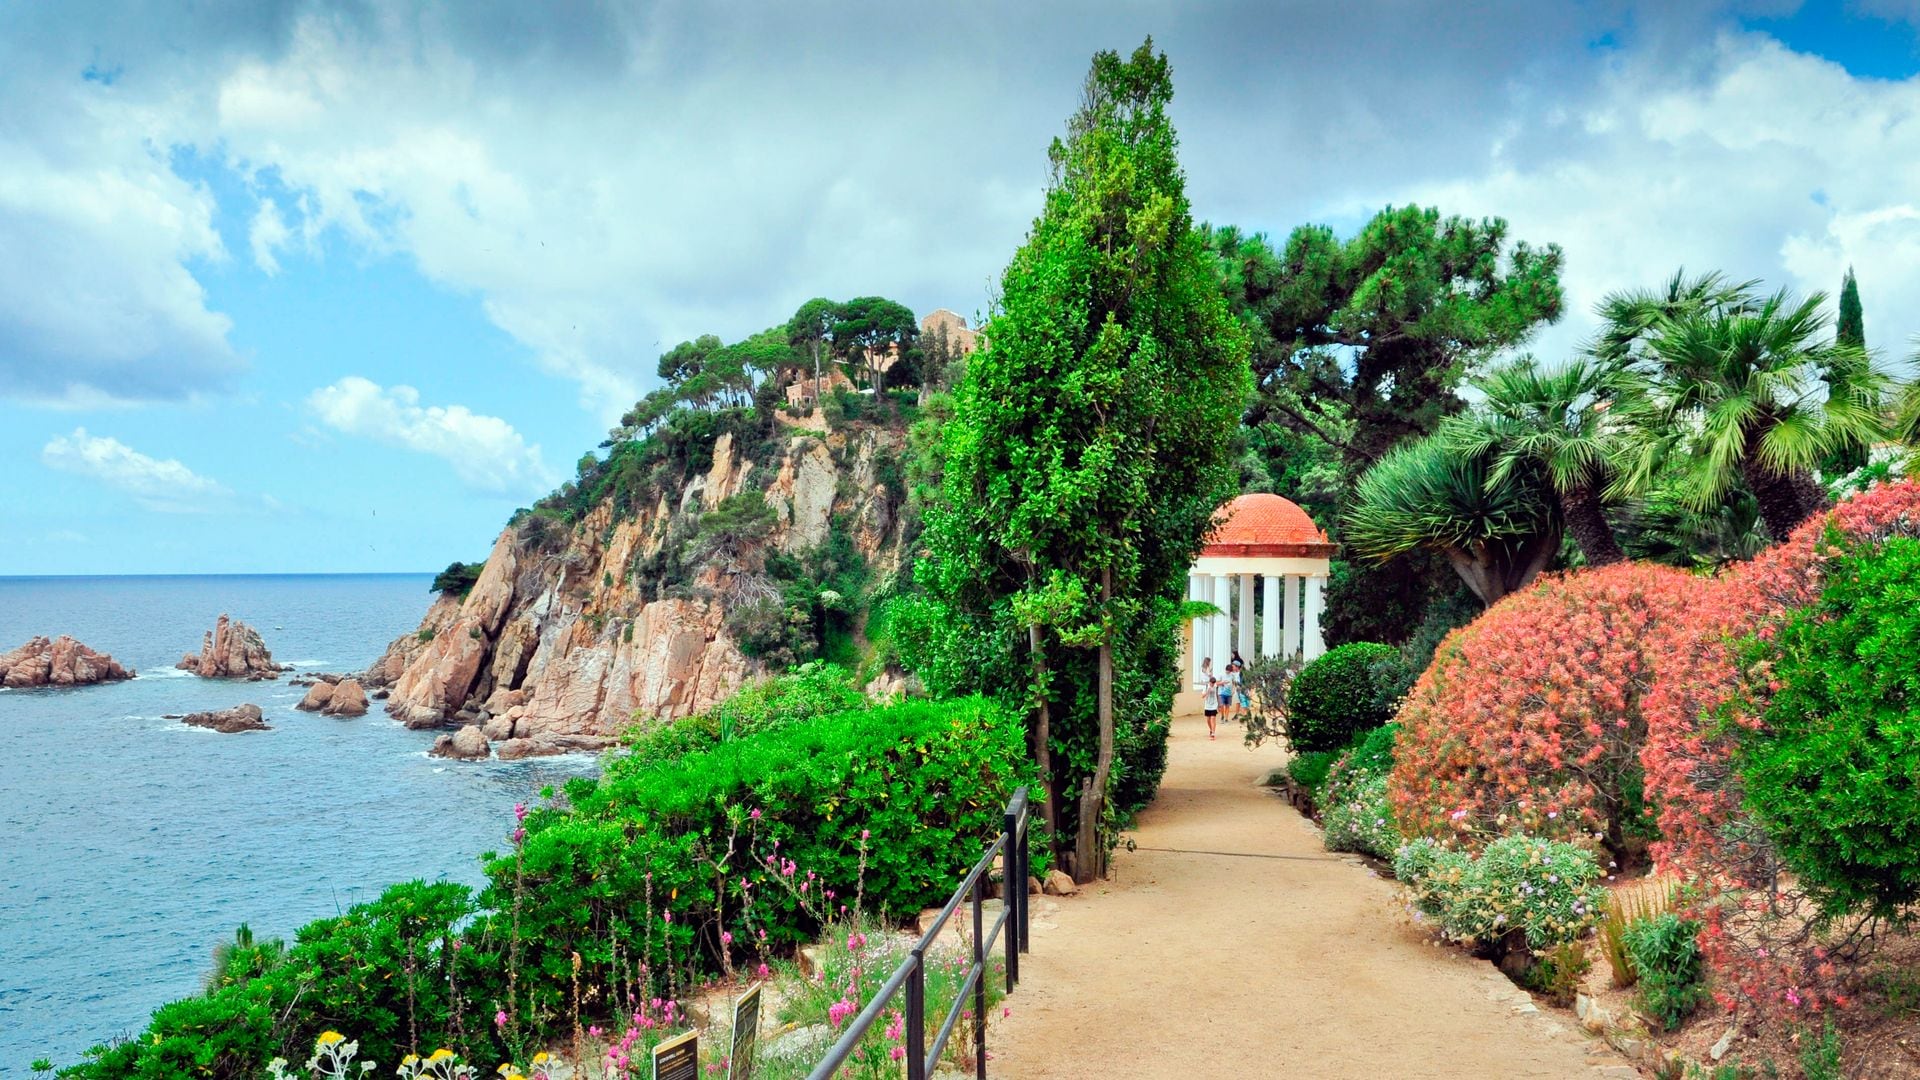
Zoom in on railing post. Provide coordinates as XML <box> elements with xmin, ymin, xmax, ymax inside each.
<box><xmin>1017</xmin><ymin>807</ymin><xmax>1031</xmax><ymax>955</ymax></box>
<box><xmin>906</xmin><ymin>950</ymin><xmax>926</xmax><ymax>1080</ymax></box>
<box><xmin>973</xmin><ymin>867</ymin><xmax>988</xmax><ymax>1080</ymax></box>
<box><xmin>1003</xmin><ymin>805</ymin><xmax>1019</xmax><ymax>991</ymax></box>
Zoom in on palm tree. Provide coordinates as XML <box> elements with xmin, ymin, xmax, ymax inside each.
<box><xmin>1634</xmin><ymin>287</ymin><xmax>1888</xmax><ymax>541</ymax></box>
<box><xmin>1345</xmin><ymin>432</ymin><xmax>1562</xmax><ymax>607</ymax></box>
<box><xmin>1448</xmin><ymin>356</ymin><xmax>1639</xmax><ymax>566</ymax></box>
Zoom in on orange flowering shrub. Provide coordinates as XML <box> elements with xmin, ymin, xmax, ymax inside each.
<box><xmin>1642</xmin><ymin>478</ymin><xmax>1920</xmax><ymax>1016</ymax></box>
<box><xmin>1388</xmin><ymin>562</ymin><xmax>1704</xmax><ymax>865</ymax></box>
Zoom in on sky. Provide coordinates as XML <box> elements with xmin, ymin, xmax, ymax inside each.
<box><xmin>4</xmin><ymin>0</ymin><xmax>1920</xmax><ymax>575</ymax></box>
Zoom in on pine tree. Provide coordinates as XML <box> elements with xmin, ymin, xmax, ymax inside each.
<box><xmin>1837</xmin><ymin>267</ymin><xmax>1865</xmax><ymax>350</ymax></box>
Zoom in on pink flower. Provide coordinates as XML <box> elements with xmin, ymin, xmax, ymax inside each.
<box><xmin>861</xmin><ymin>829</ymin><xmax>870</xmax><ymax>840</ymax></box>
<box><xmin>495</xmin><ymin>1009</ymin><xmax>508</xmax><ymax>1030</ymax></box>
<box><xmin>514</xmin><ymin>802</ymin><xmax>528</xmax><ymax>822</ymax></box>
<box><xmin>511</xmin><ymin>827</ymin><xmax>526</xmax><ymax>843</ymax></box>
<box><xmin>721</xmin><ymin>931</ymin><xmax>734</xmax><ymax>945</ymax></box>
<box><xmin>749</xmin><ymin>808</ymin><xmax>761</xmax><ymax>820</ymax></box>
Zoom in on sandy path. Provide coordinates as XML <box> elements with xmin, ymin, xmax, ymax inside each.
<box><xmin>990</xmin><ymin>712</ymin><xmax>1634</xmax><ymax>1080</ymax></box>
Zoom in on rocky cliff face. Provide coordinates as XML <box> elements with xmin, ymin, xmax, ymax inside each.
<box><xmin>0</xmin><ymin>636</ymin><xmax>134</xmax><ymax>688</ymax></box>
<box><xmin>373</xmin><ymin>425</ymin><xmax>909</xmax><ymax>755</ymax></box>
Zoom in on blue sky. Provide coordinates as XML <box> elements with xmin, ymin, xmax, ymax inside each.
<box><xmin>3</xmin><ymin>0</ymin><xmax>1919</xmax><ymax>574</ymax></box>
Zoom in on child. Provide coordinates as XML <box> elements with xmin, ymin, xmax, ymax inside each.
<box><xmin>1200</xmin><ymin>657</ymin><xmax>1219</xmax><ymax>740</ymax></box>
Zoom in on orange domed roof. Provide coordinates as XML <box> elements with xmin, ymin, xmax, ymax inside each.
<box><xmin>1201</xmin><ymin>493</ymin><xmax>1336</xmax><ymax>558</ymax></box>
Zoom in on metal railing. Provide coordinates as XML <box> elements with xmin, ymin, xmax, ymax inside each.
<box><xmin>806</xmin><ymin>787</ymin><xmax>1032</xmax><ymax>1080</ymax></box>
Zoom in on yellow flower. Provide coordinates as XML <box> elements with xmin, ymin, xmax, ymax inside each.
<box><xmin>429</xmin><ymin>1049</ymin><xmax>456</xmax><ymax>1062</ymax></box>
<box><xmin>403</xmin><ymin>1055</ymin><xmax>421</xmax><ymax>1068</ymax></box>
<box><xmin>318</xmin><ymin>1031</ymin><xmax>346</xmax><ymax>1046</ymax></box>
<box><xmin>531</xmin><ymin>1053</ymin><xmax>549</xmax><ymax>1065</ymax></box>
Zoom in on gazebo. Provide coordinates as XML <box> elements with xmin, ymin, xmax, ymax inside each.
<box><xmin>1180</xmin><ymin>493</ymin><xmax>1337</xmax><ymax>705</ymax></box>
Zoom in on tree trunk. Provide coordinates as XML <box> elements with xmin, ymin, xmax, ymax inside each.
<box><xmin>1027</xmin><ymin>623</ymin><xmax>1056</xmax><ymax>842</ymax></box>
<box><xmin>1445</xmin><ymin>523</ymin><xmax>1563</xmax><ymax>607</ymax></box>
<box><xmin>1073</xmin><ymin>569</ymin><xmax>1116</xmax><ymax>884</ymax></box>
<box><xmin>1560</xmin><ymin>485</ymin><xmax>1624</xmax><ymax>567</ymax></box>
<box><xmin>811</xmin><ymin>343</ymin><xmax>823</xmax><ymax>414</ymax></box>
<box><xmin>1742</xmin><ymin>457</ymin><xmax>1816</xmax><ymax>542</ymax></box>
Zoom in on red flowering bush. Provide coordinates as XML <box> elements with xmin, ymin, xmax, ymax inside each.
<box><xmin>1388</xmin><ymin>562</ymin><xmax>1704</xmax><ymax>865</ymax></box>
<box><xmin>1641</xmin><ymin>478</ymin><xmax>1920</xmax><ymax>1016</ymax></box>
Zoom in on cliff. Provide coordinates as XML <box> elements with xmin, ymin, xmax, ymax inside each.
<box><xmin>369</xmin><ymin>420</ymin><xmax>913</xmax><ymax>756</ymax></box>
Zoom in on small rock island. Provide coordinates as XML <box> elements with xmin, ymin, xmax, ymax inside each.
<box><xmin>0</xmin><ymin>635</ymin><xmax>134</xmax><ymax>688</ymax></box>
<box><xmin>177</xmin><ymin>615</ymin><xmax>289</xmax><ymax>680</ymax></box>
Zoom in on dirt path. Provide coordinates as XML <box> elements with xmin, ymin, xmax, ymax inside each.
<box><xmin>990</xmin><ymin>712</ymin><xmax>1633</xmax><ymax>1080</ymax></box>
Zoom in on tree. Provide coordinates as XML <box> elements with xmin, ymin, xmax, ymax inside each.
<box><xmin>1207</xmin><ymin>210</ymin><xmax>1564</xmax><ymax>473</ymax></box>
<box><xmin>786</xmin><ymin>298</ymin><xmax>843</xmax><ymax>406</ymax></box>
<box><xmin>1837</xmin><ymin>267</ymin><xmax>1864</xmax><ymax>350</ymax></box>
<box><xmin>834</xmin><ymin>296</ymin><xmax>918</xmax><ymax>389</ymax></box>
<box><xmin>1206</xmin><ymin>212</ymin><xmax>1563</xmax><ymax>644</ymax></box>
<box><xmin>656</xmin><ymin>334</ymin><xmax>722</xmax><ymax>385</ymax></box>
<box><xmin>1617</xmin><ymin>283</ymin><xmax>1888</xmax><ymax>540</ymax></box>
<box><xmin>923</xmin><ymin>40</ymin><xmax>1250</xmax><ymax>880</ymax></box>
<box><xmin>1446</xmin><ymin>356</ymin><xmax>1639</xmax><ymax>566</ymax></box>
<box><xmin>1344</xmin><ymin>433</ymin><xmax>1562</xmax><ymax>607</ymax></box>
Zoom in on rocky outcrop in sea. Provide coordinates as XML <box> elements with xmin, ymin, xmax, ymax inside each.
<box><xmin>0</xmin><ymin>636</ymin><xmax>134</xmax><ymax>688</ymax></box>
<box><xmin>180</xmin><ymin>704</ymin><xmax>270</xmax><ymax>733</ymax></box>
<box><xmin>177</xmin><ymin>615</ymin><xmax>288</xmax><ymax>680</ymax></box>
<box><xmin>371</xmin><ymin>426</ymin><xmax>908</xmax><ymax>751</ymax></box>
<box><xmin>295</xmin><ymin>677</ymin><xmax>370</xmax><ymax>717</ymax></box>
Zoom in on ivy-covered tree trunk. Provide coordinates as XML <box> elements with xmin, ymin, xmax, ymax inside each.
<box><xmin>1073</xmin><ymin>568</ymin><xmax>1117</xmax><ymax>883</ymax></box>
<box><xmin>1027</xmin><ymin>622</ymin><xmax>1057</xmax><ymax>838</ymax></box>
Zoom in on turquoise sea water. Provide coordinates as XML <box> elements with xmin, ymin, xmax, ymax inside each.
<box><xmin>0</xmin><ymin>575</ymin><xmax>596</xmax><ymax>1068</ymax></box>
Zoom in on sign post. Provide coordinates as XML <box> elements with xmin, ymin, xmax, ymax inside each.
<box><xmin>651</xmin><ymin>1030</ymin><xmax>698</xmax><ymax>1080</ymax></box>
<box><xmin>729</xmin><ymin>981</ymin><xmax>764</xmax><ymax>1080</ymax></box>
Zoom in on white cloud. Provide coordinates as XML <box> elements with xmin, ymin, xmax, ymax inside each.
<box><xmin>307</xmin><ymin>376</ymin><xmax>555</xmax><ymax>495</ymax></box>
<box><xmin>249</xmin><ymin>196</ymin><xmax>291</xmax><ymax>275</ymax></box>
<box><xmin>1359</xmin><ymin>32</ymin><xmax>1920</xmax><ymax>367</ymax></box>
<box><xmin>40</xmin><ymin>428</ymin><xmax>231</xmax><ymax>513</ymax></box>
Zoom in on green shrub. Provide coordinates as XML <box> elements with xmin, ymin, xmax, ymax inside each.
<box><xmin>1624</xmin><ymin>913</ymin><xmax>1705</xmax><ymax>1031</ymax></box>
<box><xmin>1735</xmin><ymin>536</ymin><xmax>1920</xmax><ymax>919</ymax></box>
<box><xmin>1523</xmin><ymin>940</ymin><xmax>1592</xmax><ymax>1008</ymax></box>
<box><xmin>1798</xmin><ymin>1021</ymin><xmax>1844</xmax><ymax>1080</ymax></box>
<box><xmin>1394</xmin><ymin>835</ymin><xmax>1605</xmax><ymax>950</ymax></box>
<box><xmin>1284</xmin><ymin>642</ymin><xmax>1400</xmax><ymax>752</ymax></box>
<box><xmin>489</xmin><ymin>695</ymin><xmax>1032</xmax><ymax>1032</ymax></box>
<box><xmin>1286</xmin><ymin>750</ymin><xmax>1340</xmax><ymax>794</ymax></box>
<box><xmin>1321</xmin><ymin>774</ymin><xmax>1400</xmax><ymax>859</ymax></box>
<box><xmin>429</xmin><ymin>561</ymin><xmax>485</xmax><ymax>597</ymax></box>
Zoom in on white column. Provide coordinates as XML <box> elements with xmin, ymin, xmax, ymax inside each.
<box><xmin>1282</xmin><ymin>574</ymin><xmax>1301</xmax><ymax>659</ymax></box>
<box><xmin>1236</xmin><ymin>574</ymin><xmax>1255</xmax><ymax>660</ymax></box>
<box><xmin>1261</xmin><ymin>575</ymin><xmax>1281</xmax><ymax>659</ymax></box>
<box><xmin>1188</xmin><ymin>573</ymin><xmax>1205</xmax><ymax>684</ymax></box>
<box><xmin>1303</xmin><ymin>574</ymin><xmax>1327</xmax><ymax>661</ymax></box>
<box><xmin>1210</xmin><ymin>574</ymin><xmax>1232</xmax><ymax>677</ymax></box>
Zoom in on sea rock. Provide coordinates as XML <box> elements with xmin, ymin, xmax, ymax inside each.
<box><xmin>325</xmin><ymin>679</ymin><xmax>368</xmax><ymax>717</ymax></box>
<box><xmin>0</xmin><ymin>635</ymin><xmax>134</xmax><ymax>688</ymax></box>
<box><xmin>181</xmin><ymin>704</ymin><xmax>269</xmax><ymax>733</ymax></box>
<box><xmin>176</xmin><ymin>615</ymin><xmax>286</xmax><ymax>680</ymax></box>
<box><xmin>429</xmin><ymin>725</ymin><xmax>490</xmax><ymax>761</ymax></box>
<box><xmin>295</xmin><ymin>681</ymin><xmax>336</xmax><ymax>712</ymax></box>
<box><xmin>482</xmin><ymin>714</ymin><xmax>515</xmax><ymax>742</ymax></box>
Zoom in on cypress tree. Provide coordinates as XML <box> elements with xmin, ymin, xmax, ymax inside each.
<box><xmin>1838</xmin><ymin>267</ymin><xmax>1865</xmax><ymax>350</ymax></box>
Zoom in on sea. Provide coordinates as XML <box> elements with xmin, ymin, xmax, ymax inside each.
<box><xmin>0</xmin><ymin>575</ymin><xmax>598</xmax><ymax>1069</ymax></box>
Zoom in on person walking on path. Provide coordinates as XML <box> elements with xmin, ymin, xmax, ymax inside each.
<box><xmin>1200</xmin><ymin>657</ymin><xmax>1220</xmax><ymax>740</ymax></box>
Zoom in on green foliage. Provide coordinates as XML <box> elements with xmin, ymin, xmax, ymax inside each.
<box><xmin>1366</xmin><ymin>587</ymin><xmax>1477</xmax><ymax>706</ymax></box>
<box><xmin>1523</xmin><ymin>941</ymin><xmax>1592</xmax><ymax>1008</ymax></box>
<box><xmin>834</xmin><ymin>296</ymin><xmax>918</xmax><ymax>389</ymax></box>
<box><xmin>916</xmin><ymin>40</ymin><xmax>1250</xmax><ymax>872</ymax></box>
<box><xmin>1286</xmin><ymin>750</ymin><xmax>1340</xmax><ymax>795</ymax></box>
<box><xmin>1394</xmin><ymin>835</ymin><xmax>1606</xmax><ymax>951</ymax></box>
<box><xmin>1624</xmin><ymin>913</ymin><xmax>1706</xmax><ymax>1031</ymax></box>
<box><xmin>63</xmin><ymin>881</ymin><xmax>497</xmax><ymax>1079</ymax></box>
<box><xmin>1320</xmin><ymin>774</ymin><xmax>1399</xmax><ymax>859</ymax></box>
<box><xmin>1283</xmin><ymin>642</ymin><xmax>1400</xmax><ymax>753</ymax></box>
<box><xmin>1600</xmin><ymin>882</ymin><xmax>1677</xmax><ymax>989</ymax></box>
<box><xmin>621</xmin><ymin>663</ymin><xmax>865</xmax><ymax>769</ymax></box>
<box><xmin>1346</xmin><ymin>433</ymin><xmax>1561</xmax><ymax>607</ymax></box>
<box><xmin>1798</xmin><ymin>1022</ymin><xmax>1844</xmax><ymax>1080</ymax></box>
<box><xmin>1735</xmin><ymin>535</ymin><xmax>1920</xmax><ymax>919</ymax></box>
<box><xmin>490</xmin><ymin>696</ymin><xmax>1032</xmax><ymax>1029</ymax></box>
<box><xmin>429</xmin><ymin>561</ymin><xmax>484</xmax><ymax>597</ymax></box>
<box><xmin>1836</xmin><ymin>267</ymin><xmax>1864</xmax><ymax>350</ymax></box>
<box><xmin>203</xmin><ymin>922</ymin><xmax>284</xmax><ymax>994</ymax></box>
